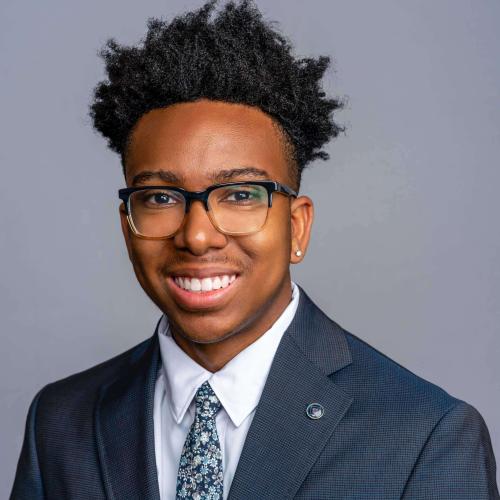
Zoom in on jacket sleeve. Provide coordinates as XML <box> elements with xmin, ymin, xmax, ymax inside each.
<box><xmin>10</xmin><ymin>389</ymin><xmax>46</xmax><ymax>500</ymax></box>
<box><xmin>402</xmin><ymin>400</ymin><xmax>499</xmax><ymax>499</ymax></box>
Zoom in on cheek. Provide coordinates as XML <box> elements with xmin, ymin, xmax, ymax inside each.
<box><xmin>128</xmin><ymin>240</ymin><xmax>167</xmax><ymax>283</ymax></box>
<box><xmin>239</xmin><ymin>210</ymin><xmax>291</xmax><ymax>268</ymax></box>
<box><xmin>264</xmin><ymin>205</ymin><xmax>292</xmax><ymax>251</ymax></box>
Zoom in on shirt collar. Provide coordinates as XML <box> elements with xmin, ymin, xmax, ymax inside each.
<box><xmin>158</xmin><ymin>282</ymin><xmax>300</xmax><ymax>427</ymax></box>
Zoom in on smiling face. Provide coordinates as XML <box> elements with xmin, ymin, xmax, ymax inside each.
<box><xmin>121</xmin><ymin>99</ymin><xmax>313</xmax><ymax>370</ymax></box>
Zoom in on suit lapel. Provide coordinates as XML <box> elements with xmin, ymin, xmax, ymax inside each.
<box><xmin>95</xmin><ymin>332</ymin><xmax>161</xmax><ymax>500</ymax></box>
<box><xmin>228</xmin><ymin>288</ymin><xmax>354</xmax><ymax>499</ymax></box>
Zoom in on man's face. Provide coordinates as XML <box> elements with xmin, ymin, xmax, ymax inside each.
<box><xmin>121</xmin><ymin>99</ymin><xmax>312</xmax><ymax>360</ymax></box>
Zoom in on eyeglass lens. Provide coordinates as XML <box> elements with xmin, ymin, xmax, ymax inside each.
<box><xmin>128</xmin><ymin>184</ymin><xmax>269</xmax><ymax>237</ymax></box>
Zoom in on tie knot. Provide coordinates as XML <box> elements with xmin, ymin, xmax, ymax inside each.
<box><xmin>194</xmin><ymin>381</ymin><xmax>221</xmax><ymax>418</ymax></box>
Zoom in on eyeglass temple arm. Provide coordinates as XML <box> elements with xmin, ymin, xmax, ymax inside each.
<box><xmin>268</xmin><ymin>182</ymin><xmax>297</xmax><ymax>207</ymax></box>
<box><xmin>276</xmin><ymin>183</ymin><xmax>298</xmax><ymax>197</ymax></box>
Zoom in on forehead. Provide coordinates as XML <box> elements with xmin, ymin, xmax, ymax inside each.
<box><xmin>125</xmin><ymin>100</ymin><xmax>290</xmax><ymax>188</ymax></box>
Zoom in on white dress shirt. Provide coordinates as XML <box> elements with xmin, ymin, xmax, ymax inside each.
<box><xmin>153</xmin><ymin>282</ymin><xmax>299</xmax><ymax>499</ymax></box>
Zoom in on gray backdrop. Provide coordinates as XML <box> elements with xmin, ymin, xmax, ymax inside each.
<box><xmin>1</xmin><ymin>0</ymin><xmax>499</xmax><ymax>494</ymax></box>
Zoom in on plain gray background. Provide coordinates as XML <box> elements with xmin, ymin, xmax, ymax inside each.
<box><xmin>1</xmin><ymin>0</ymin><xmax>498</xmax><ymax>494</ymax></box>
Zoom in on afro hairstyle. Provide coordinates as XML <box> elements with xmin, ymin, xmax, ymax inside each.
<box><xmin>90</xmin><ymin>0</ymin><xmax>344</xmax><ymax>188</ymax></box>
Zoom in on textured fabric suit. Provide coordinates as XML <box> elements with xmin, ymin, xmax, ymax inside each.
<box><xmin>11</xmin><ymin>288</ymin><xmax>499</xmax><ymax>499</ymax></box>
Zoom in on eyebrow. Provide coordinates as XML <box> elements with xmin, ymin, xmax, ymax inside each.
<box><xmin>210</xmin><ymin>167</ymin><xmax>270</xmax><ymax>182</ymax></box>
<box><xmin>131</xmin><ymin>170</ymin><xmax>184</xmax><ymax>186</ymax></box>
<box><xmin>131</xmin><ymin>166</ymin><xmax>270</xmax><ymax>186</ymax></box>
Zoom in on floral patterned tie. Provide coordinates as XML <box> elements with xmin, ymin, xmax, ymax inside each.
<box><xmin>176</xmin><ymin>381</ymin><xmax>224</xmax><ymax>499</ymax></box>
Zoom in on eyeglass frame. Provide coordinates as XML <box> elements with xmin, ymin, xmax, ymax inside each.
<box><xmin>118</xmin><ymin>180</ymin><xmax>298</xmax><ymax>239</ymax></box>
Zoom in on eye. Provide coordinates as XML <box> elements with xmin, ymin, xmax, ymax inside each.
<box><xmin>149</xmin><ymin>192</ymin><xmax>173</xmax><ymax>205</ymax></box>
<box><xmin>136</xmin><ymin>190</ymin><xmax>183</xmax><ymax>209</ymax></box>
<box><xmin>226</xmin><ymin>190</ymin><xmax>253</xmax><ymax>202</ymax></box>
<box><xmin>216</xmin><ymin>185</ymin><xmax>266</xmax><ymax>205</ymax></box>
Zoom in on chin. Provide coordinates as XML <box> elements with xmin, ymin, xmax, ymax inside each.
<box><xmin>186</xmin><ymin>332</ymin><xmax>234</xmax><ymax>345</ymax></box>
<box><xmin>173</xmin><ymin>324</ymin><xmax>240</xmax><ymax>346</ymax></box>
<box><xmin>167</xmin><ymin>310</ymin><xmax>243</xmax><ymax>342</ymax></box>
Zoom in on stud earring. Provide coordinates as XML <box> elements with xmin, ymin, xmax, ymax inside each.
<box><xmin>295</xmin><ymin>249</ymin><xmax>302</xmax><ymax>257</ymax></box>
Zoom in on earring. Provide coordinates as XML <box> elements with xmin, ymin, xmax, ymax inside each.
<box><xmin>295</xmin><ymin>249</ymin><xmax>302</xmax><ymax>257</ymax></box>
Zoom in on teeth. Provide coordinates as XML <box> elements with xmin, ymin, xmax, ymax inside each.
<box><xmin>174</xmin><ymin>274</ymin><xmax>237</xmax><ymax>293</ymax></box>
<box><xmin>201</xmin><ymin>277</ymin><xmax>212</xmax><ymax>292</ymax></box>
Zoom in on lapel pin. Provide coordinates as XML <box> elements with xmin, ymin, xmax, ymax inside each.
<box><xmin>306</xmin><ymin>403</ymin><xmax>325</xmax><ymax>420</ymax></box>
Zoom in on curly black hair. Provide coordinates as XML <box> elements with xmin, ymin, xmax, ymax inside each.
<box><xmin>90</xmin><ymin>0</ymin><xmax>344</xmax><ymax>188</ymax></box>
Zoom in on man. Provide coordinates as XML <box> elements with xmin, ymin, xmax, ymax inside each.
<box><xmin>11</xmin><ymin>1</ymin><xmax>498</xmax><ymax>498</ymax></box>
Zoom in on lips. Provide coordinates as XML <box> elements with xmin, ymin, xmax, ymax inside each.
<box><xmin>166</xmin><ymin>269</ymin><xmax>240</xmax><ymax>310</ymax></box>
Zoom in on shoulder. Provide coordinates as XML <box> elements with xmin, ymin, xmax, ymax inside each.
<box><xmin>336</xmin><ymin>325</ymin><xmax>469</xmax><ymax>433</ymax></box>
<box><xmin>295</xmin><ymin>288</ymin><xmax>465</xmax><ymax>423</ymax></box>
<box><xmin>34</xmin><ymin>336</ymin><xmax>155</xmax><ymax>416</ymax></box>
<box><xmin>333</xmin><ymin>326</ymin><xmax>498</xmax><ymax>486</ymax></box>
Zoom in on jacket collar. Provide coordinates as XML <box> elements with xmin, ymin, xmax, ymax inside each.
<box><xmin>286</xmin><ymin>286</ymin><xmax>352</xmax><ymax>376</ymax></box>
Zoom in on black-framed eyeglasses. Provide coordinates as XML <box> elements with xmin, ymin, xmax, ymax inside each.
<box><xmin>118</xmin><ymin>180</ymin><xmax>298</xmax><ymax>239</ymax></box>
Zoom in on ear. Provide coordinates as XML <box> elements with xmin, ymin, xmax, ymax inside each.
<box><xmin>119</xmin><ymin>203</ymin><xmax>134</xmax><ymax>261</ymax></box>
<box><xmin>289</xmin><ymin>195</ymin><xmax>314</xmax><ymax>264</ymax></box>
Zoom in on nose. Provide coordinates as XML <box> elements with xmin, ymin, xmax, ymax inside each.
<box><xmin>173</xmin><ymin>200</ymin><xmax>228</xmax><ymax>255</ymax></box>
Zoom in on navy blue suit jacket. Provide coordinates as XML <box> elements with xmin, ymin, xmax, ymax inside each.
<box><xmin>11</xmin><ymin>288</ymin><xmax>499</xmax><ymax>499</ymax></box>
